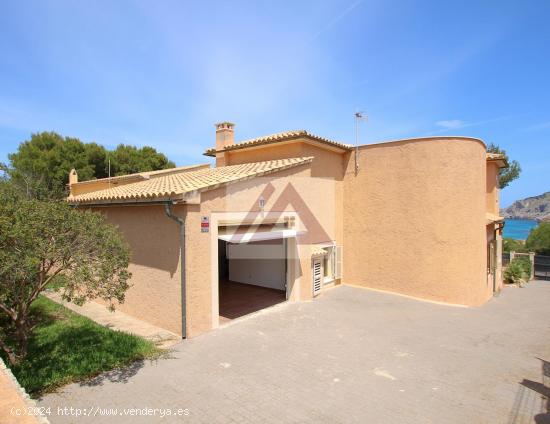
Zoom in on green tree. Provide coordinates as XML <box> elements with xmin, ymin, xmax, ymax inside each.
<box><xmin>487</xmin><ymin>143</ymin><xmax>521</xmax><ymax>189</ymax></box>
<box><xmin>7</xmin><ymin>132</ymin><xmax>175</xmax><ymax>199</ymax></box>
<box><xmin>110</xmin><ymin>144</ymin><xmax>175</xmax><ymax>176</ymax></box>
<box><xmin>526</xmin><ymin>222</ymin><xmax>550</xmax><ymax>255</ymax></box>
<box><xmin>503</xmin><ymin>238</ymin><xmax>527</xmax><ymax>253</ymax></box>
<box><xmin>0</xmin><ymin>182</ymin><xmax>131</xmax><ymax>365</ymax></box>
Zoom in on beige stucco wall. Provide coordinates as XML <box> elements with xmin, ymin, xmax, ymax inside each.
<box><xmin>486</xmin><ymin>161</ymin><xmax>504</xmax><ymax>291</ymax></box>
<box><xmin>71</xmin><ymin>178</ymin><xmax>143</xmax><ymax>196</ymax></box>
<box><xmin>89</xmin><ymin>205</ymin><xmax>183</xmax><ymax>335</ymax></box>
<box><xmin>82</xmin><ymin>135</ymin><xmax>497</xmax><ymax>337</ymax></box>
<box><xmin>225</xmin><ymin>138</ymin><xmax>347</xmax><ymax>257</ymax></box>
<box><xmin>342</xmin><ymin>137</ymin><xmax>490</xmax><ymax>306</ymax></box>
<box><xmin>486</xmin><ymin>162</ymin><xmax>500</xmax><ymax>215</ymax></box>
<box><xmin>184</xmin><ymin>159</ymin><xmax>343</xmax><ymax>337</ymax></box>
<box><xmin>85</xmin><ymin>140</ymin><xmax>347</xmax><ymax>338</ymax></box>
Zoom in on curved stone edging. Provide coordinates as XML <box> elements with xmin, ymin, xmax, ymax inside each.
<box><xmin>0</xmin><ymin>357</ymin><xmax>50</xmax><ymax>424</ymax></box>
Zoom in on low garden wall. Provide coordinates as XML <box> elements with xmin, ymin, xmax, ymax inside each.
<box><xmin>0</xmin><ymin>357</ymin><xmax>49</xmax><ymax>424</ymax></box>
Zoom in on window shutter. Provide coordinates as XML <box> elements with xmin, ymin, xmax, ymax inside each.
<box><xmin>313</xmin><ymin>259</ymin><xmax>322</xmax><ymax>296</ymax></box>
<box><xmin>334</xmin><ymin>246</ymin><xmax>343</xmax><ymax>279</ymax></box>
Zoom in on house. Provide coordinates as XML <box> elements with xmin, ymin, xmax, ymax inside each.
<box><xmin>67</xmin><ymin>122</ymin><xmax>507</xmax><ymax>338</ymax></box>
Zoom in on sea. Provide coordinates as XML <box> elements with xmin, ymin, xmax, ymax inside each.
<box><xmin>503</xmin><ymin>219</ymin><xmax>539</xmax><ymax>240</ymax></box>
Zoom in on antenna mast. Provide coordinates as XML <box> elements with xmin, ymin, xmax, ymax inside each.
<box><xmin>354</xmin><ymin>111</ymin><xmax>367</xmax><ymax>174</ymax></box>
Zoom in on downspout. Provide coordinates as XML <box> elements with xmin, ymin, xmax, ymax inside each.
<box><xmin>164</xmin><ymin>202</ymin><xmax>187</xmax><ymax>339</ymax></box>
<box><xmin>493</xmin><ymin>221</ymin><xmax>505</xmax><ymax>293</ymax></box>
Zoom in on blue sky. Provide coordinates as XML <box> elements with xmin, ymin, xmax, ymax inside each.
<box><xmin>1</xmin><ymin>0</ymin><xmax>549</xmax><ymax>207</ymax></box>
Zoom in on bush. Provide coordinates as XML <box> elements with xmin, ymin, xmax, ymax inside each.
<box><xmin>504</xmin><ymin>261</ymin><xmax>525</xmax><ymax>285</ymax></box>
<box><xmin>503</xmin><ymin>238</ymin><xmax>527</xmax><ymax>253</ymax></box>
<box><xmin>526</xmin><ymin>222</ymin><xmax>550</xmax><ymax>255</ymax></box>
<box><xmin>514</xmin><ymin>256</ymin><xmax>532</xmax><ymax>278</ymax></box>
<box><xmin>504</xmin><ymin>257</ymin><xmax>532</xmax><ymax>285</ymax></box>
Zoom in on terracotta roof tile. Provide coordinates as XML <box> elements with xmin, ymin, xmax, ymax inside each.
<box><xmin>204</xmin><ymin>130</ymin><xmax>352</xmax><ymax>156</ymax></box>
<box><xmin>68</xmin><ymin>157</ymin><xmax>313</xmax><ymax>204</ymax></box>
<box><xmin>71</xmin><ymin>164</ymin><xmax>210</xmax><ymax>186</ymax></box>
<box><xmin>486</xmin><ymin>152</ymin><xmax>508</xmax><ymax>168</ymax></box>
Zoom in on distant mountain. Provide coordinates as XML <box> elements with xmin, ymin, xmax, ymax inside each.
<box><xmin>501</xmin><ymin>191</ymin><xmax>550</xmax><ymax>221</ymax></box>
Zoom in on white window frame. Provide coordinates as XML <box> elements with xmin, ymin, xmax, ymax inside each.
<box><xmin>323</xmin><ymin>246</ymin><xmax>335</xmax><ymax>284</ymax></box>
<box><xmin>313</xmin><ymin>241</ymin><xmax>338</xmax><ymax>285</ymax></box>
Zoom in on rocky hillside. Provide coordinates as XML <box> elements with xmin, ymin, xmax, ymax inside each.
<box><xmin>501</xmin><ymin>191</ymin><xmax>550</xmax><ymax>221</ymax></box>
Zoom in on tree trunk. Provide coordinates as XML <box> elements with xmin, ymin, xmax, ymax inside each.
<box><xmin>14</xmin><ymin>317</ymin><xmax>29</xmax><ymax>362</ymax></box>
<box><xmin>0</xmin><ymin>337</ymin><xmax>18</xmax><ymax>366</ymax></box>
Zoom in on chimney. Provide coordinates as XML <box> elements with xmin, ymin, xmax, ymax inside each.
<box><xmin>215</xmin><ymin>122</ymin><xmax>235</xmax><ymax>167</ymax></box>
<box><xmin>215</xmin><ymin>122</ymin><xmax>235</xmax><ymax>150</ymax></box>
<box><xmin>68</xmin><ymin>169</ymin><xmax>78</xmax><ymax>196</ymax></box>
<box><xmin>69</xmin><ymin>169</ymin><xmax>78</xmax><ymax>185</ymax></box>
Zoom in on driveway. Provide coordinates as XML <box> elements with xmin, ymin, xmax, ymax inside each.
<box><xmin>40</xmin><ymin>282</ymin><xmax>550</xmax><ymax>424</ymax></box>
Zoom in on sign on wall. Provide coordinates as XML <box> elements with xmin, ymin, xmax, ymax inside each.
<box><xmin>201</xmin><ymin>216</ymin><xmax>210</xmax><ymax>233</ymax></box>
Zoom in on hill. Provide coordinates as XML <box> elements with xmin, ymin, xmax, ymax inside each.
<box><xmin>501</xmin><ymin>191</ymin><xmax>550</xmax><ymax>221</ymax></box>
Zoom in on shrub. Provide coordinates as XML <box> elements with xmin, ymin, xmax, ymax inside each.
<box><xmin>503</xmin><ymin>238</ymin><xmax>527</xmax><ymax>253</ymax></box>
<box><xmin>504</xmin><ymin>261</ymin><xmax>525</xmax><ymax>285</ymax></box>
<box><xmin>504</xmin><ymin>256</ymin><xmax>532</xmax><ymax>285</ymax></box>
<box><xmin>514</xmin><ymin>256</ymin><xmax>532</xmax><ymax>279</ymax></box>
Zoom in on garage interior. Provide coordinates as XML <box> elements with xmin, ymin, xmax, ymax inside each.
<box><xmin>218</xmin><ymin>237</ymin><xmax>287</xmax><ymax>323</ymax></box>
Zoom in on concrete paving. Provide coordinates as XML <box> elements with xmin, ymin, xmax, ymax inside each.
<box><xmin>44</xmin><ymin>291</ymin><xmax>180</xmax><ymax>348</ymax></box>
<box><xmin>39</xmin><ymin>282</ymin><xmax>550</xmax><ymax>424</ymax></box>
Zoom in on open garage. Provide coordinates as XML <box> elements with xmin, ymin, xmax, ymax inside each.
<box><xmin>217</xmin><ymin>227</ymin><xmax>291</xmax><ymax>323</ymax></box>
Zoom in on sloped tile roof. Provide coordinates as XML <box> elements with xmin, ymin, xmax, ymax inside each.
<box><xmin>204</xmin><ymin>130</ymin><xmax>353</xmax><ymax>156</ymax></box>
<box><xmin>71</xmin><ymin>164</ymin><xmax>210</xmax><ymax>186</ymax></box>
<box><xmin>68</xmin><ymin>157</ymin><xmax>313</xmax><ymax>204</ymax></box>
<box><xmin>486</xmin><ymin>212</ymin><xmax>504</xmax><ymax>224</ymax></box>
<box><xmin>486</xmin><ymin>152</ymin><xmax>508</xmax><ymax>168</ymax></box>
<box><xmin>486</xmin><ymin>153</ymin><xmax>504</xmax><ymax>160</ymax></box>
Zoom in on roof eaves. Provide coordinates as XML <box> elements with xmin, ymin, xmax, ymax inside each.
<box><xmin>486</xmin><ymin>153</ymin><xmax>508</xmax><ymax>168</ymax></box>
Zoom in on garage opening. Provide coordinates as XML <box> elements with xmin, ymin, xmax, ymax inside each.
<box><xmin>218</xmin><ymin>230</ymin><xmax>288</xmax><ymax>324</ymax></box>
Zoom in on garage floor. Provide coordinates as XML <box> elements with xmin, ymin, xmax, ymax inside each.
<box><xmin>218</xmin><ymin>279</ymin><xmax>286</xmax><ymax>323</ymax></box>
<box><xmin>40</xmin><ymin>281</ymin><xmax>550</xmax><ymax>423</ymax></box>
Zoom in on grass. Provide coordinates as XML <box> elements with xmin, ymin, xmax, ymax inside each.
<box><xmin>4</xmin><ymin>296</ymin><xmax>162</xmax><ymax>396</ymax></box>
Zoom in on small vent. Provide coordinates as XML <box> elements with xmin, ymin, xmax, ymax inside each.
<box><xmin>313</xmin><ymin>259</ymin><xmax>322</xmax><ymax>296</ymax></box>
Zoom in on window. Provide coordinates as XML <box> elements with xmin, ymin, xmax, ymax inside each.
<box><xmin>322</xmin><ymin>245</ymin><xmax>342</xmax><ymax>284</ymax></box>
<box><xmin>323</xmin><ymin>246</ymin><xmax>335</xmax><ymax>284</ymax></box>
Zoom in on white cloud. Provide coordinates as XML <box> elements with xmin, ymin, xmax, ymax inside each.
<box><xmin>436</xmin><ymin>119</ymin><xmax>464</xmax><ymax>129</ymax></box>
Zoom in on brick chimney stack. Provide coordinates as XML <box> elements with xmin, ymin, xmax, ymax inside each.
<box><xmin>215</xmin><ymin>122</ymin><xmax>235</xmax><ymax>167</ymax></box>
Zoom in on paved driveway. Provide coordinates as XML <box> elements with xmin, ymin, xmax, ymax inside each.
<box><xmin>40</xmin><ymin>282</ymin><xmax>550</xmax><ymax>424</ymax></box>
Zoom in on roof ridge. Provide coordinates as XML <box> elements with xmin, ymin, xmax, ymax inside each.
<box><xmin>204</xmin><ymin>130</ymin><xmax>352</xmax><ymax>156</ymax></box>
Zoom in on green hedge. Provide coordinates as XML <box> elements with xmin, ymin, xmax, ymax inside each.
<box><xmin>504</xmin><ymin>257</ymin><xmax>532</xmax><ymax>285</ymax></box>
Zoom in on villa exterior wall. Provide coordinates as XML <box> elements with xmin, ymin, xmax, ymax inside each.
<box><xmin>90</xmin><ymin>205</ymin><xmax>183</xmax><ymax>335</ymax></box>
<box><xmin>342</xmin><ymin>137</ymin><xmax>490</xmax><ymax>306</ymax></box>
<box><xmin>82</xmin><ymin>134</ymin><xmax>503</xmax><ymax>338</ymax></box>
<box><xmin>225</xmin><ymin>139</ymin><xmax>347</xmax><ymax>258</ymax></box>
<box><xmin>486</xmin><ymin>161</ymin><xmax>500</xmax><ymax>215</ymax></box>
<box><xmin>184</xmin><ymin>161</ymin><xmax>343</xmax><ymax>337</ymax></box>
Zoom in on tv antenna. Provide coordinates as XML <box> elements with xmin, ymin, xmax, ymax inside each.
<box><xmin>354</xmin><ymin>111</ymin><xmax>368</xmax><ymax>174</ymax></box>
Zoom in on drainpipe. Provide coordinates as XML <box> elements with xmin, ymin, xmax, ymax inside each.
<box><xmin>164</xmin><ymin>202</ymin><xmax>187</xmax><ymax>339</ymax></box>
<box><xmin>493</xmin><ymin>221</ymin><xmax>505</xmax><ymax>293</ymax></box>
